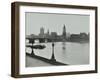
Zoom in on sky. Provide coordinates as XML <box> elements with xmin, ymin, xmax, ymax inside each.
<box><xmin>25</xmin><ymin>12</ymin><xmax>89</xmax><ymax>35</ymax></box>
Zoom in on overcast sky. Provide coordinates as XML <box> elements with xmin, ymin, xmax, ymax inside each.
<box><xmin>25</xmin><ymin>12</ymin><xmax>89</xmax><ymax>35</ymax></box>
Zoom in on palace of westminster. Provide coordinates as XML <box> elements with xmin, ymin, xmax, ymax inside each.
<box><xmin>28</xmin><ymin>25</ymin><xmax>89</xmax><ymax>42</ymax></box>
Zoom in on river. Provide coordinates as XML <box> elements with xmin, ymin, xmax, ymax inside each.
<box><xmin>26</xmin><ymin>41</ymin><xmax>89</xmax><ymax>65</ymax></box>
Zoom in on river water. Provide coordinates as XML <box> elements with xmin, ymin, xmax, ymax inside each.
<box><xmin>26</xmin><ymin>41</ymin><xmax>89</xmax><ymax>65</ymax></box>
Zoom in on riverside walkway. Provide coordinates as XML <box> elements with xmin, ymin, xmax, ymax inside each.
<box><xmin>26</xmin><ymin>53</ymin><xmax>67</xmax><ymax>67</ymax></box>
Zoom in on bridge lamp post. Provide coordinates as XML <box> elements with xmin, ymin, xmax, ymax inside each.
<box><xmin>51</xmin><ymin>40</ymin><xmax>56</xmax><ymax>61</ymax></box>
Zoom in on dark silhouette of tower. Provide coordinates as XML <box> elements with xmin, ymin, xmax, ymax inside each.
<box><xmin>39</xmin><ymin>27</ymin><xmax>45</xmax><ymax>37</ymax></box>
<box><xmin>40</xmin><ymin>27</ymin><xmax>44</xmax><ymax>35</ymax></box>
<box><xmin>62</xmin><ymin>25</ymin><xmax>66</xmax><ymax>38</ymax></box>
<box><xmin>47</xmin><ymin>29</ymin><xmax>49</xmax><ymax>35</ymax></box>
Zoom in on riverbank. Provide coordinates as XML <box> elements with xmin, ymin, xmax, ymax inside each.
<box><xmin>26</xmin><ymin>53</ymin><xmax>67</xmax><ymax>67</ymax></box>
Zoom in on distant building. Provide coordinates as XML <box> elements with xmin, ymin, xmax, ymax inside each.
<box><xmin>47</xmin><ymin>29</ymin><xmax>49</xmax><ymax>35</ymax></box>
<box><xmin>80</xmin><ymin>33</ymin><xmax>89</xmax><ymax>40</ymax></box>
<box><xmin>70</xmin><ymin>34</ymin><xmax>80</xmax><ymax>42</ymax></box>
<box><xmin>51</xmin><ymin>32</ymin><xmax>57</xmax><ymax>39</ymax></box>
<box><xmin>62</xmin><ymin>25</ymin><xmax>67</xmax><ymax>39</ymax></box>
<box><xmin>70</xmin><ymin>33</ymin><xmax>89</xmax><ymax>42</ymax></box>
<box><xmin>45</xmin><ymin>29</ymin><xmax>50</xmax><ymax>38</ymax></box>
<box><xmin>39</xmin><ymin>27</ymin><xmax>45</xmax><ymax>38</ymax></box>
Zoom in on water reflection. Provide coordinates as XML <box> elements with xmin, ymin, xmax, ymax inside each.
<box><xmin>62</xmin><ymin>42</ymin><xmax>66</xmax><ymax>53</ymax></box>
<box><xmin>26</xmin><ymin>41</ymin><xmax>89</xmax><ymax>65</ymax></box>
